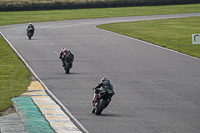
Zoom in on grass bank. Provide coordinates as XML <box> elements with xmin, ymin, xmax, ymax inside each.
<box><xmin>0</xmin><ymin>37</ymin><xmax>31</xmax><ymax>116</ymax></box>
<box><xmin>0</xmin><ymin>0</ymin><xmax>153</xmax><ymax>7</ymax></box>
<box><xmin>0</xmin><ymin>0</ymin><xmax>198</xmax><ymax>8</ymax></box>
<box><xmin>0</xmin><ymin>4</ymin><xmax>200</xmax><ymax>115</ymax></box>
<box><xmin>97</xmin><ymin>16</ymin><xmax>200</xmax><ymax>58</ymax></box>
<box><xmin>0</xmin><ymin>4</ymin><xmax>200</xmax><ymax>26</ymax></box>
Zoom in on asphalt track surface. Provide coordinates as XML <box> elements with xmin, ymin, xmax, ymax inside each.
<box><xmin>1</xmin><ymin>13</ymin><xmax>200</xmax><ymax>133</ymax></box>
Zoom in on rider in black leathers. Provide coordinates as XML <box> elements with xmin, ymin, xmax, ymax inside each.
<box><xmin>92</xmin><ymin>78</ymin><xmax>115</xmax><ymax>112</ymax></box>
<box><xmin>59</xmin><ymin>48</ymin><xmax>74</xmax><ymax>67</ymax></box>
<box><xmin>26</xmin><ymin>23</ymin><xmax>35</xmax><ymax>35</ymax></box>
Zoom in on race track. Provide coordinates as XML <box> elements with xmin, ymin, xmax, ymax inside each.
<box><xmin>1</xmin><ymin>13</ymin><xmax>200</xmax><ymax>133</ymax></box>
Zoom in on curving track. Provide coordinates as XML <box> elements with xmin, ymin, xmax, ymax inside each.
<box><xmin>1</xmin><ymin>13</ymin><xmax>200</xmax><ymax>133</ymax></box>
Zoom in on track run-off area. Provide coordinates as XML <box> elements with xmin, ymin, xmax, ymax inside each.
<box><xmin>1</xmin><ymin>13</ymin><xmax>200</xmax><ymax>133</ymax></box>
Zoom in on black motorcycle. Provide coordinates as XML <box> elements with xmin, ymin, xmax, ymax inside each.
<box><xmin>26</xmin><ymin>28</ymin><xmax>34</xmax><ymax>39</ymax></box>
<box><xmin>62</xmin><ymin>53</ymin><xmax>73</xmax><ymax>74</ymax></box>
<box><xmin>92</xmin><ymin>88</ymin><xmax>114</xmax><ymax>115</ymax></box>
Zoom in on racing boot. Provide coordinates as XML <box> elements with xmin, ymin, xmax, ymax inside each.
<box><xmin>91</xmin><ymin>94</ymin><xmax>98</xmax><ymax>113</ymax></box>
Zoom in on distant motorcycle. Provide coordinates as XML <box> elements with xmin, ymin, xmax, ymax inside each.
<box><xmin>92</xmin><ymin>88</ymin><xmax>114</xmax><ymax>115</ymax></box>
<box><xmin>62</xmin><ymin>53</ymin><xmax>73</xmax><ymax>74</ymax></box>
<box><xmin>26</xmin><ymin>28</ymin><xmax>34</xmax><ymax>39</ymax></box>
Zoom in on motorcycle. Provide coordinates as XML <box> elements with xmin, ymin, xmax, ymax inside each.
<box><xmin>26</xmin><ymin>28</ymin><xmax>34</xmax><ymax>39</ymax></box>
<box><xmin>62</xmin><ymin>53</ymin><xmax>73</xmax><ymax>74</ymax></box>
<box><xmin>92</xmin><ymin>88</ymin><xmax>114</xmax><ymax>115</ymax></box>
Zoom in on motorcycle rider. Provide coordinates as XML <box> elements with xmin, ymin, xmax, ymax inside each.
<box><xmin>59</xmin><ymin>48</ymin><xmax>74</xmax><ymax>67</ymax></box>
<box><xmin>26</xmin><ymin>23</ymin><xmax>35</xmax><ymax>34</ymax></box>
<box><xmin>92</xmin><ymin>78</ymin><xmax>115</xmax><ymax>112</ymax></box>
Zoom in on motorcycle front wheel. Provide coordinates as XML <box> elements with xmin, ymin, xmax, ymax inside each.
<box><xmin>95</xmin><ymin>99</ymin><xmax>105</xmax><ymax>115</ymax></box>
<box><xmin>28</xmin><ymin>33</ymin><xmax>32</xmax><ymax>39</ymax></box>
<box><xmin>65</xmin><ymin>63</ymin><xmax>70</xmax><ymax>74</ymax></box>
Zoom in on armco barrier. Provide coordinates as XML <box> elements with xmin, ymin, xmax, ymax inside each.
<box><xmin>0</xmin><ymin>0</ymin><xmax>200</xmax><ymax>12</ymax></box>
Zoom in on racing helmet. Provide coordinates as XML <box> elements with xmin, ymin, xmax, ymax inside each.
<box><xmin>101</xmin><ymin>77</ymin><xmax>107</xmax><ymax>82</ymax></box>
<box><xmin>61</xmin><ymin>48</ymin><xmax>67</xmax><ymax>52</ymax></box>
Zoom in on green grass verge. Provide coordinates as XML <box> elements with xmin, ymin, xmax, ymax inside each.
<box><xmin>0</xmin><ymin>37</ymin><xmax>31</xmax><ymax>116</ymax></box>
<box><xmin>0</xmin><ymin>4</ymin><xmax>200</xmax><ymax>115</ymax></box>
<box><xmin>97</xmin><ymin>16</ymin><xmax>200</xmax><ymax>58</ymax></box>
<box><xmin>0</xmin><ymin>4</ymin><xmax>200</xmax><ymax>26</ymax></box>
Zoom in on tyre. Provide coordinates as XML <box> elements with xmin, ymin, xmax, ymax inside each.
<box><xmin>65</xmin><ymin>63</ymin><xmax>70</xmax><ymax>74</ymax></box>
<box><xmin>28</xmin><ymin>33</ymin><xmax>32</xmax><ymax>39</ymax></box>
<box><xmin>95</xmin><ymin>99</ymin><xmax>105</xmax><ymax>115</ymax></box>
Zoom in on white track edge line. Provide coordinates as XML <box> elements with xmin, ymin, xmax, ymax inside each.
<box><xmin>94</xmin><ymin>26</ymin><xmax>200</xmax><ymax>61</ymax></box>
<box><xmin>0</xmin><ymin>32</ymin><xmax>89</xmax><ymax>133</ymax></box>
